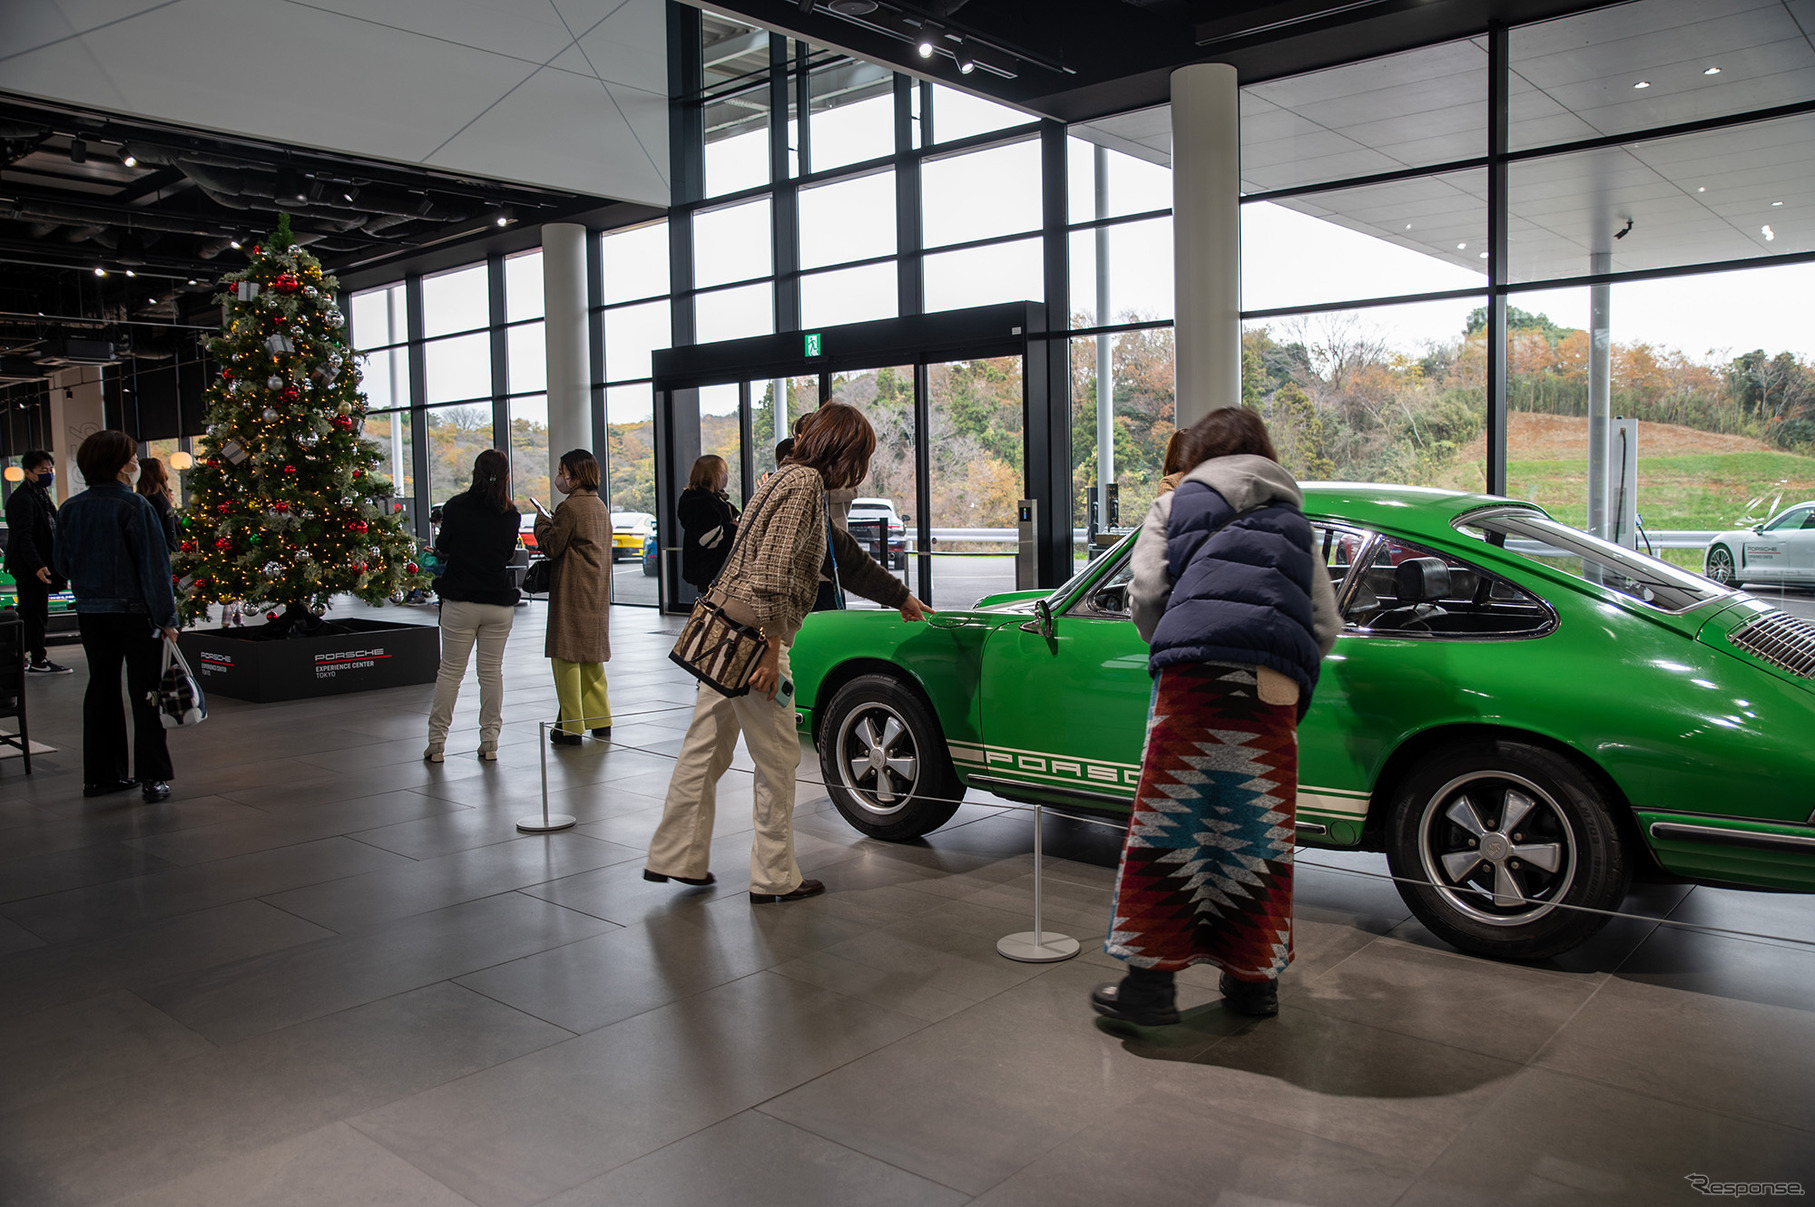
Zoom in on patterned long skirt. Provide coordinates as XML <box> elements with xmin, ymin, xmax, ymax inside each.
<box><xmin>1105</xmin><ymin>662</ymin><xmax>1298</xmax><ymax>979</ymax></box>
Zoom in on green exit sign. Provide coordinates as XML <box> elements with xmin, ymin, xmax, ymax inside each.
<box><xmin>804</xmin><ymin>332</ymin><xmax>823</xmax><ymax>357</ymax></box>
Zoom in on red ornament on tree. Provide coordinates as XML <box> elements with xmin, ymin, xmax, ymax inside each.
<box><xmin>283</xmin><ymin>465</ymin><xmax>297</xmax><ymax>475</ymax></box>
<box><xmin>281</xmin><ymin>386</ymin><xmax>301</xmax><ymax>403</ymax></box>
<box><xmin>331</xmin><ymin>415</ymin><xmax>353</xmax><ymax>431</ymax></box>
<box><xmin>274</xmin><ymin>272</ymin><xmax>301</xmax><ymax>294</ymax></box>
<box><xmin>273</xmin><ymin>500</ymin><xmax>289</xmax><ymax>513</ymax></box>
<box><xmin>266</xmin><ymin>611</ymin><xmax>279</xmax><ymax>622</ymax></box>
<box><xmin>214</xmin><ymin>537</ymin><xmax>233</xmax><ymax>551</ymax></box>
<box><xmin>353</xmin><ymin>563</ymin><xmax>368</xmax><ymax>574</ymax></box>
<box><xmin>207</xmin><ymin>458</ymin><xmax>221</xmax><ymax>468</ymax></box>
<box><xmin>406</xmin><ymin>562</ymin><xmax>418</xmax><ymax>574</ymax></box>
<box><xmin>216</xmin><ymin>502</ymin><xmax>232</xmax><ymax>515</ymax></box>
<box><xmin>180</xmin><ymin>540</ymin><xmax>197</xmax><ymax>553</ymax></box>
<box><xmin>352</xmin><ymin>469</ymin><xmax>363</xmax><ymax>479</ymax></box>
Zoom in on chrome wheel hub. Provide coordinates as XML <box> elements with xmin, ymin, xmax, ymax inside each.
<box><xmin>834</xmin><ymin>704</ymin><xmax>919</xmax><ymax>817</ymax></box>
<box><xmin>1419</xmin><ymin>772</ymin><xmax>1576</xmax><ymax>926</ymax></box>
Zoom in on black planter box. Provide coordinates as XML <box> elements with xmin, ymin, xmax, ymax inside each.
<box><xmin>178</xmin><ymin>618</ymin><xmax>440</xmax><ymax>703</ymax></box>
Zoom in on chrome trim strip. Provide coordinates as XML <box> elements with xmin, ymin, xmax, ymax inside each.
<box><xmin>1649</xmin><ymin>821</ymin><xmax>1815</xmax><ymax>854</ymax></box>
<box><xmin>1294</xmin><ymin>821</ymin><xmax>1329</xmax><ymax>835</ymax></box>
<box><xmin>970</xmin><ymin>775</ymin><xmax>1129</xmax><ymax>809</ymax></box>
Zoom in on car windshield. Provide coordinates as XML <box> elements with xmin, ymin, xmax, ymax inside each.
<box><xmin>1048</xmin><ymin>532</ymin><xmax>1136</xmax><ymax>605</ymax></box>
<box><xmin>1459</xmin><ymin>507</ymin><xmax>1729</xmax><ymax>613</ymax></box>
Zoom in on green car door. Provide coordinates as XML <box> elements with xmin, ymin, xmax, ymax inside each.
<box><xmin>972</xmin><ymin>557</ymin><xmax>1149</xmax><ymax>805</ymax></box>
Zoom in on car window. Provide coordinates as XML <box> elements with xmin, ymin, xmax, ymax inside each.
<box><xmin>1345</xmin><ymin>535</ymin><xmax>1552</xmax><ymax>638</ymax></box>
<box><xmin>1459</xmin><ymin>507</ymin><xmax>1727</xmax><ymax>614</ymax></box>
<box><xmin>1074</xmin><ymin>554</ymin><xmax>1134</xmax><ymax>617</ymax></box>
<box><xmin>1764</xmin><ymin>507</ymin><xmax>1811</xmax><ymax>532</ymax></box>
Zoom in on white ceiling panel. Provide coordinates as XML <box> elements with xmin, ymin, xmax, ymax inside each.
<box><xmin>0</xmin><ymin>0</ymin><xmax>670</xmax><ymax>204</ymax></box>
<box><xmin>433</xmin><ymin>64</ymin><xmax>668</xmax><ymax>206</ymax></box>
<box><xmin>289</xmin><ymin>0</ymin><xmax>580</xmax><ymax>65</ymax></box>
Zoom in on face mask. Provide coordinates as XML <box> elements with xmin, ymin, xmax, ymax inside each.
<box><xmin>125</xmin><ymin>463</ymin><xmax>141</xmax><ymax>487</ymax></box>
<box><xmin>35</xmin><ymin>470</ymin><xmax>52</xmax><ymax>488</ymax></box>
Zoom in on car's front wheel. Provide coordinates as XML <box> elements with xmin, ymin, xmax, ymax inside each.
<box><xmin>1385</xmin><ymin>740</ymin><xmax>1630</xmax><ymax>961</ymax></box>
<box><xmin>1705</xmin><ymin>544</ymin><xmax>1743</xmax><ymax>587</ymax></box>
<box><xmin>819</xmin><ymin>674</ymin><xmax>964</xmax><ymax>841</ymax></box>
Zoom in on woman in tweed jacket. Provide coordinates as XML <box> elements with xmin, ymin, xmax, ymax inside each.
<box><xmin>645</xmin><ymin>404</ymin><xmax>930</xmax><ymax>904</ymax></box>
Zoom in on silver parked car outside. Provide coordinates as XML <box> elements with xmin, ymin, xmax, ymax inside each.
<box><xmin>1705</xmin><ymin>501</ymin><xmax>1815</xmax><ymax>587</ymax></box>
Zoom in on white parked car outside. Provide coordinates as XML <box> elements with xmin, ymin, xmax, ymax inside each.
<box><xmin>1704</xmin><ymin>501</ymin><xmax>1815</xmax><ymax>586</ymax></box>
<box><xmin>847</xmin><ymin>497</ymin><xmax>908</xmax><ymax>570</ymax></box>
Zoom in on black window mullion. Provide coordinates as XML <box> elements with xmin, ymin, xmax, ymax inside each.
<box><xmin>404</xmin><ymin>272</ymin><xmax>431</xmax><ymax>540</ymax></box>
<box><xmin>896</xmin><ymin>73</ymin><xmax>922</xmax><ymax>317</ymax></box>
<box><xmin>587</xmin><ymin>231</ymin><xmax>607</xmax><ymax>460</ymax></box>
<box><xmin>771</xmin><ymin>33</ymin><xmax>800</xmax><ymax>334</ymax></box>
<box><xmin>1486</xmin><ymin>22</ymin><xmax>1510</xmax><ymax>497</ymax></box>
<box><xmin>487</xmin><ymin>253</ymin><xmax>508</xmax><ymax>450</ymax></box>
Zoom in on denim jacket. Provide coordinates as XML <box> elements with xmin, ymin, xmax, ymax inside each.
<box><xmin>50</xmin><ymin>482</ymin><xmax>178</xmax><ymax>629</ymax></box>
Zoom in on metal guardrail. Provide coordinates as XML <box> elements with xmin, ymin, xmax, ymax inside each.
<box><xmin>919</xmin><ymin>528</ymin><xmax>1727</xmax><ymax>551</ymax></box>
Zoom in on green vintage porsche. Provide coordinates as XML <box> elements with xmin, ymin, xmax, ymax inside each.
<box><xmin>790</xmin><ymin>484</ymin><xmax>1815</xmax><ymax>960</ymax></box>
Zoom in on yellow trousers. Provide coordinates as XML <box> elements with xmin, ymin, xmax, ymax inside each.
<box><xmin>552</xmin><ymin>658</ymin><xmax>611</xmax><ymax>734</ymax></box>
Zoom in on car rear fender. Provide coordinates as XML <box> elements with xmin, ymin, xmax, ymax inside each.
<box><xmin>1362</xmin><ymin>722</ymin><xmax>1653</xmax><ymax>869</ymax></box>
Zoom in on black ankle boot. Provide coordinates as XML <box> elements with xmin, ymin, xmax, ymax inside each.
<box><xmin>1089</xmin><ymin>966</ymin><xmax>1179</xmax><ymax>1026</ymax></box>
<box><xmin>1218</xmin><ymin>970</ymin><xmax>1279</xmax><ymax>1017</ymax></box>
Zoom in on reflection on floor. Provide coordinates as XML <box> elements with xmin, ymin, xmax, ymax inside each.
<box><xmin>1</xmin><ymin>597</ymin><xmax>1812</xmax><ymax>1206</ymax></box>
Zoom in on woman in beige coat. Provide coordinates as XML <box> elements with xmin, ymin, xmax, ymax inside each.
<box><xmin>534</xmin><ymin>449</ymin><xmax>612</xmax><ymax>747</ymax></box>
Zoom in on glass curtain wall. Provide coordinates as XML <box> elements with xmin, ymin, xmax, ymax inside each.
<box><xmin>1059</xmin><ymin>0</ymin><xmax>1815</xmax><ymax>590</ymax></box>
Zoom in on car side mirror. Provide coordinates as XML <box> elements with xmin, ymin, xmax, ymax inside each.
<box><xmin>1753</xmin><ymin>524</ymin><xmax>1766</xmax><ymax>533</ymax></box>
<box><xmin>1034</xmin><ymin>598</ymin><xmax>1056</xmax><ymax>640</ymax></box>
<box><xmin>901</xmin><ymin>513</ymin><xmax>912</xmax><ymax>524</ymax></box>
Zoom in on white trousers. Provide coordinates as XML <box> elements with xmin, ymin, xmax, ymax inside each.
<box><xmin>646</xmin><ymin>644</ymin><xmax>803</xmax><ymax>895</ymax></box>
<box><xmin>427</xmin><ymin>599</ymin><xmax>516</xmax><ymax>746</ymax></box>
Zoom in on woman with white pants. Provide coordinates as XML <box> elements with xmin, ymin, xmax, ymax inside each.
<box><xmin>425</xmin><ymin>449</ymin><xmax>520</xmax><ymax>762</ymax></box>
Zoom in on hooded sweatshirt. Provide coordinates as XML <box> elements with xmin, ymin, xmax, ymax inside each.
<box><xmin>1130</xmin><ymin>454</ymin><xmax>1340</xmax><ymax>714</ymax></box>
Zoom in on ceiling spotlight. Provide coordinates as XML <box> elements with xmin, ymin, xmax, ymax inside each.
<box><xmin>1456</xmin><ymin>242</ymin><xmax>1467</xmax><ymax>250</ymax></box>
<box><xmin>1404</xmin><ymin>223</ymin><xmax>1412</xmax><ymax>230</ymax></box>
<box><xmin>125</xmin><ymin>270</ymin><xmax>136</xmax><ymax>278</ymax></box>
<box><xmin>1704</xmin><ymin>66</ymin><xmax>1722</xmax><ymax>75</ymax></box>
<box><xmin>121</xmin><ymin>152</ymin><xmax>137</xmax><ymax>167</ymax></box>
<box><xmin>68</xmin><ymin>137</ymin><xmax>87</xmax><ymax>163</ymax></box>
<box><xmin>1633</xmin><ymin>80</ymin><xmax>1651</xmax><ymax>89</ymax></box>
<box><xmin>797</xmin><ymin>0</ymin><xmax>815</xmax><ymax>12</ymax></box>
<box><xmin>1763</xmin><ymin>224</ymin><xmax>1776</xmax><ymax>241</ymax></box>
<box><xmin>1772</xmin><ymin>200</ymin><xmax>1784</xmax><ymax>206</ymax></box>
<box><xmin>230</xmin><ymin>238</ymin><xmax>242</xmax><ymax>249</ymax></box>
<box><xmin>188</xmin><ymin>278</ymin><xmax>198</xmax><ymax>285</ymax></box>
<box><xmin>93</xmin><ymin>266</ymin><xmax>106</xmax><ymax>276</ymax></box>
<box><xmin>955</xmin><ymin>37</ymin><xmax>976</xmax><ymax>73</ymax></box>
<box><xmin>827</xmin><ymin>0</ymin><xmax>878</xmax><ymax>12</ymax></box>
<box><xmin>917</xmin><ymin>20</ymin><xmax>944</xmax><ymax>58</ymax></box>
<box><xmin>1478</xmin><ymin>251</ymin><xmax>1489</xmax><ymax>259</ymax></box>
<box><xmin>493</xmin><ymin>211</ymin><xmax>512</xmax><ymax>227</ymax></box>
<box><xmin>1698</xmin><ymin>186</ymin><xmax>1706</xmax><ymax>193</ymax></box>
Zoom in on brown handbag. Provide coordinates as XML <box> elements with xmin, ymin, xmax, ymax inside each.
<box><xmin>668</xmin><ymin>586</ymin><xmax>769</xmax><ymax>697</ymax></box>
<box><xmin>668</xmin><ymin>485</ymin><xmax>777</xmax><ymax>697</ymax></box>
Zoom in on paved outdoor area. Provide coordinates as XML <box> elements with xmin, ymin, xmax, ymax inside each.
<box><xmin>0</xmin><ymin>596</ymin><xmax>1812</xmax><ymax>1205</ymax></box>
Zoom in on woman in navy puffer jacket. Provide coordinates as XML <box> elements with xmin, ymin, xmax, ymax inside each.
<box><xmin>1091</xmin><ymin>407</ymin><xmax>1339</xmax><ymax>1026</ymax></box>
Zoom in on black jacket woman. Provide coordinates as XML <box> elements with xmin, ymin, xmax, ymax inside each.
<box><xmin>677</xmin><ymin>454</ymin><xmax>739</xmax><ymax>590</ymax></box>
<box><xmin>425</xmin><ymin>449</ymin><xmax>521</xmax><ymax>763</ymax></box>
<box><xmin>645</xmin><ymin>404</ymin><xmax>931</xmax><ymax>905</ymax></box>
<box><xmin>136</xmin><ymin>457</ymin><xmax>180</xmax><ymax>552</ymax></box>
<box><xmin>51</xmin><ymin>431</ymin><xmax>179</xmax><ymax>804</ymax></box>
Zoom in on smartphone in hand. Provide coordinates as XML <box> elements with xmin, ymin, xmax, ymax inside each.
<box><xmin>530</xmin><ymin>497</ymin><xmax>549</xmax><ymax>516</ymax></box>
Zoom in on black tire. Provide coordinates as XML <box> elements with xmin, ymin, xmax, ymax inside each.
<box><xmin>1705</xmin><ymin>544</ymin><xmax>1743</xmax><ymax>588</ymax></box>
<box><xmin>818</xmin><ymin>674</ymin><xmax>964</xmax><ymax>841</ymax></box>
<box><xmin>1384</xmin><ymin>739</ymin><xmax>1630</xmax><ymax>961</ymax></box>
<box><xmin>642</xmin><ymin>559</ymin><xmax>658</xmax><ymax>577</ymax></box>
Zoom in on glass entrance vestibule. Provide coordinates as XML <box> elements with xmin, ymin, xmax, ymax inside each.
<box><xmin>649</xmin><ymin>301</ymin><xmax>1071</xmax><ymax>613</ymax></box>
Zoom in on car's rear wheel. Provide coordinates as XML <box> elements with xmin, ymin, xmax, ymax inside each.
<box><xmin>1705</xmin><ymin>544</ymin><xmax>1743</xmax><ymax>587</ymax></box>
<box><xmin>819</xmin><ymin>674</ymin><xmax>964</xmax><ymax>841</ymax></box>
<box><xmin>1385</xmin><ymin>740</ymin><xmax>1629</xmax><ymax>961</ymax></box>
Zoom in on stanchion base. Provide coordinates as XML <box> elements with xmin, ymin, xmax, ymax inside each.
<box><xmin>516</xmin><ymin>814</ymin><xmax>577</xmax><ymax>833</ymax></box>
<box><xmin>997</xmin><ymin>931</ymin><xmax>1080</xmax><ymax>963</ymax></box>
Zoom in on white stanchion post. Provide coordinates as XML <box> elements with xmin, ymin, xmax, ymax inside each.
<box><xmin>997</xmin><ymin>803</ymin><xmax>1080</xmax><ymax>963</ymax></box>
<box><xmin>518</xmin><ymin>721</ymin><xmax>577</xmax><ymax>833</ymax></box>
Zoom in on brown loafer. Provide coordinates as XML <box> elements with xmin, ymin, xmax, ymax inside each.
<box><xmin>749</xmin><ymin>878</ymin><xmax>824</xmax><ymax>904</ymax></box>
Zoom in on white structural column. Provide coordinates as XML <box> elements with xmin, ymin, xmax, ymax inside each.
<box><xmin>1171</xmin><ymin>63</ymin><xmax>1242</xmax><ymax>427</ymax></box>
<box><xmin>1586</xmin><ymin>250</ymin><xmax>1613</xmax><ymax>540</ymax></box>
<box><xmin>543</xmin><ymin>223</ymin><xmax>591</xmax><ymax>478</ymax></box>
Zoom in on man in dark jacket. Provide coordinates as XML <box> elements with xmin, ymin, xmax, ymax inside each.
<box><xmin>4</xmin><ymin>450</ymin><xmax>72</xmax><ymax>674</ymax></box>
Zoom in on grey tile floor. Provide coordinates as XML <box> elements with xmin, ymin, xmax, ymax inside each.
<box><xmin>2</xmin><ymin>598</ymin><xmax>1813</xmax><ymax>1205</ymax></box>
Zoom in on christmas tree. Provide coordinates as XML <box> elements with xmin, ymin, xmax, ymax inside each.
<box><xmin>172</xmin><ymin>215</ymin><xmax>430</xmax><ymax>633</ymax></box>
